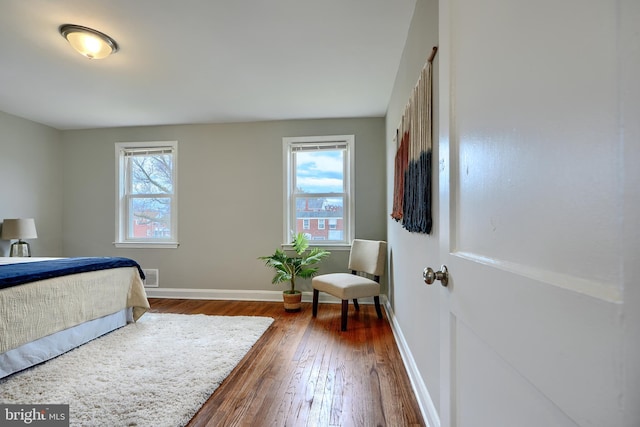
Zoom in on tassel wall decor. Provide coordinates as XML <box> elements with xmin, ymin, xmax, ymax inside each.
<box><xmin>391</xmin><ymin>46</ymin><xmax>437</xmax><ymax>234</ymax></box>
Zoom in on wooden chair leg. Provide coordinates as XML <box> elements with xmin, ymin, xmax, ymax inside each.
<box><xmin>374</xmin><ymin>296</ymin><xmax>383</xmax><ymax>319</ymax></box>
<box><xmin>312</xmin><ymin>289</ymin><xmax>319</xmax><ymax>317</ymax></box>
<box><xmin>341</xmin><ymin>299</ymin><xmax>348</xmax><ymax>331</ymax></box>
<box><xmin>353</xmin><ymin>298</ymin><xmax>360</xmax><ymax>311</ymax></box>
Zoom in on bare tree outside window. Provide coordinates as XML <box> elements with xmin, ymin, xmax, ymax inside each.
<box><xmin>128</xmin><ymin>154</ymin><xmax>173</xmax><ymax>238</ymax></box>
<box><xmin>115</xmin><ymin>141</ymin><xmax>178</xmax><ymax>247</ymax></box>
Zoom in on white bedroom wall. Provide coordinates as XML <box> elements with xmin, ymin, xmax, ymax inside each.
<box><xmin>60</xmin><ymin>117</ymin><xmax>386</xmax><ymax>293</ymax></box>
<box><xmin>385</xmin><ymin>0</ymin><xmax>441</xmax><ymax>420</ymax></box>
<box><xmin>0</xmin><ymin>111</ymin><xmax>63</xmax><ymax>257</ymax></box>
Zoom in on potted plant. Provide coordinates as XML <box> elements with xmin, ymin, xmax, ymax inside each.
<box><xmin>259</xmin><ymin>233</ymin><xmax>330</xmax><ymax>312</ymax></box>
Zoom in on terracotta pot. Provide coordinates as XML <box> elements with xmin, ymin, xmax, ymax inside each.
<box><xmin>282</xmin><ymin>291</ymin><xmax>302</xmax><ymax>312</ymax></box>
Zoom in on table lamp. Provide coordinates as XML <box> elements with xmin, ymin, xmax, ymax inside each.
<box><xmin>1</xmin><ymin>218</ymin><xmax>38</xmax><ymax>257</ymax></box>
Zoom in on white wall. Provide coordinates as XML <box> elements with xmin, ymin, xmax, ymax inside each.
<box><xmin>386</xmin><ymin>0</ymin><xmax>640</xmax><ymax>425</ymax></box>
<box><xmin>60</xmin><ymin>118</ymin><xmax>386</xmax><ymax>293</ymax></box>
<box><xmin>621</xmin><ymin>1</ymin><xmax>640</xmax><ymax>421</ymax></box>
<box><xmin>0</xmin><ymin>111</ymin><xmax>63</xmax><ymax>257</ymax></box>
<box><xmin>385</xmin><ymin>0</ymin><xmax>441</xmax><ymax>420</ymax></box>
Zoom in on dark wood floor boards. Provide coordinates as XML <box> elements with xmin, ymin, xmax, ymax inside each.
<box><xmin>148</xmin><ymin>298</ymin><xmax>425</xmax><ymax>427</ymax></box>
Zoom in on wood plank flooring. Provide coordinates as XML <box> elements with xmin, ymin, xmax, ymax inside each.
<box><xmin>149</xmin><ymin>298</ymin><xmax>425</xmax><ymax>427</ymax></box>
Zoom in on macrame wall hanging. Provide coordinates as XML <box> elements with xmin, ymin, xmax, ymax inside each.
<box><xmin>391</xmin><ymin>46</ymin><xmax>437</xmax><ymax>234</ymax></box>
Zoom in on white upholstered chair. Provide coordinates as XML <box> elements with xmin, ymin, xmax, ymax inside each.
<box><xmin>312</xmin><ymin>239</ymin><xmax>387</xmax><ymax>331</ymax></box>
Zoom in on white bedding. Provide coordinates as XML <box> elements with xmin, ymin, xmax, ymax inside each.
<box><xmin>0</xmin><ymin>256</ymin><xmax>150</xmax><ymax>377</ymax></box>
<box><xmin>0</xmin><ymin>257</ymin><xmax>62</xmax><ymax>265</ymax></box>
<box><xmin>0</xmin><ymin>309</ymin><xmax>129</xmax><ymax>378</ymax></box>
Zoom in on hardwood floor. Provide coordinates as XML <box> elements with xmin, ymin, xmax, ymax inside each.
<box><xmin>148</xmin><ymin>298</ymin><xmax>425</xmax><ymax>427</ymax></box>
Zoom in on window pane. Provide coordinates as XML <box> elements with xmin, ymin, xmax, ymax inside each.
<box><xmin>284</xmin><ymin>135</ymin><xmax>353</xmax><ymax>245</ymax></box>
<box><xmin>294</xmin><ymin>196</ymin><xmax>343</xmax><ymax>241</ymax></box>
<box><xmin>116</xmin><ymin>141</ymin><xmax>178</xmax><ymax>246</ymax></box>
<box><xmin>129</xmin><ymin>154</ymin><xmax>173</xmax><ymax>195</ymax></box>
<box><xmin>295</xmin><ymin>150</ymin><xmax>343</xmax><ymax>193</ymax></box>
<box><xmin>128</xmin><ymin>197</ymin><xmax>172</xmax><ymax>239</ymax></box>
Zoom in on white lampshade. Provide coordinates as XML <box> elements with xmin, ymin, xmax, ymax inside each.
<box><xmin>1</xmin><ymin>218</ymin><xmax>38</xmax><ymax>240</ymax></box>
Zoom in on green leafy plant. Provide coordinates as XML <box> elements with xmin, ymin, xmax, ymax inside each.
<box><xmin>259</xmin><ymin>233</ymin><xmax>331</xmax><ymax>294</ymax></box>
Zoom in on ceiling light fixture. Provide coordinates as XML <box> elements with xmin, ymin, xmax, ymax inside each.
<box><xmin>59</xmin><ymin>24</ymin><xmax>119</xmax><ymax>59</ymax></box>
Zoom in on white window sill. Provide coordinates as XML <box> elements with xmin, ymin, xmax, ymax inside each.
<box><xmin>114</xmin><ymin>242</ymin><xmax>179</xmax><ymax>249</ymax></box>
<box><xmin>281</xmin><ymin>243</ymin><xmax>351</xmax><ymax>252</ymax></box>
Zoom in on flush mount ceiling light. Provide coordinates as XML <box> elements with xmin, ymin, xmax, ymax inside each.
<box><xmin>59</xmin><ymin>24</ymin><xmax>119</xmax><ymax>59</ymax></box>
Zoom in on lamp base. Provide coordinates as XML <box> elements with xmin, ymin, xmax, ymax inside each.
<box><xmin>10</xmin><ymin>240</ymin><xmax>31</xmax><ymax>257</ymax></box>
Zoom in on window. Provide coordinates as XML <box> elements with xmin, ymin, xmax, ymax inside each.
<box><xmin>115</xmin><ymin>141</ymin><xmax>178</xmax><ymax>248</ymax></box>
<box><xmin>283</xmin><ymin>135</ymin><xmax>354</xmax><ymax>246</ymax></box>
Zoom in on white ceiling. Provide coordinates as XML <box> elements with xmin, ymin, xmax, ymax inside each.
<box><xmin>0</xmin><ymin>1</ymin><xmax>416</xmax><ymax>130</ymax></box>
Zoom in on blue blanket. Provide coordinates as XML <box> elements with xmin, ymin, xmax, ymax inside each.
<box><xmin>0</xmin><ymin>257</ymin><xmax>145</xmax><ymax>290</ymax></box>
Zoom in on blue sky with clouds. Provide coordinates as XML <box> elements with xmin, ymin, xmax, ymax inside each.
<box><xmin>295</xmin><ymin>150</ymin><xmax>344</xmax><ymax>193</ymax></box>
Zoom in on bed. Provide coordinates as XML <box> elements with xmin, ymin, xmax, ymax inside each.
<box><xmin>0</xmin><ymin>256</ymin><xmax>150</xmax><ymax>378</ymax></box>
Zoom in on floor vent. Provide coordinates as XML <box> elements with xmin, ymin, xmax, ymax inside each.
<box><xmin>142</xmin><ymin>269</ymin><xmax>159</xmax><ymax>287</ymax></box>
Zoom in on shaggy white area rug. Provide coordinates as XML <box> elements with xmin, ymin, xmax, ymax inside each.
<box><xmin>0</xmin><ymin>313</ymin><xmax>273</xmax><ymax>427</ymax></box>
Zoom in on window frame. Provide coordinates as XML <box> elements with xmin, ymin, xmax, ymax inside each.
<box><xmin>282</xmin><ymin>135</ymin><xmax>355</xmax><ymax>249</ymax></box>
<box><xmin>114</xmin><ymin>141</ymin><xmax>179</xmax><ymax>248</ymax></box>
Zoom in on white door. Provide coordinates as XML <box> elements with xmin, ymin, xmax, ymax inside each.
<box><xmin>435</xmin><ymin>1</ymin><xmax>639</xmax><ymax>426</ymax></box>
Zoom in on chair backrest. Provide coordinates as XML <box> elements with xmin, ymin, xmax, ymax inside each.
<box><xmin>347</xmin><ymin>239</ymin><xmax>387</xmax><ymax>277</ymax></box>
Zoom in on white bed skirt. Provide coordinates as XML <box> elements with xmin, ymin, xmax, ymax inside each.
<box><xmin>0</xmin><ymin>308</ymin><xmax>131</xmax><ymax>379</ymax></box>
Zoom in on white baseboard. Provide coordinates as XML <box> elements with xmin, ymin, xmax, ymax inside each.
<box><xmin>145</xmin><ymin>288</ymin><xmax>283</xmax><ymax>301</ymax></box>
<box><xmin>383</xmin><ymin>299</ymin><xmax>440</xmax><ymax>427</ymax></box>
<box><xmin>145</xmin><ymin>288</ymin><xmax>437</xmax><ymax>426</ymax></box>
<box><xmin>145</xmin><ymin>287</ymin><xmax>360</xmax><ymax>304</ymax></box>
